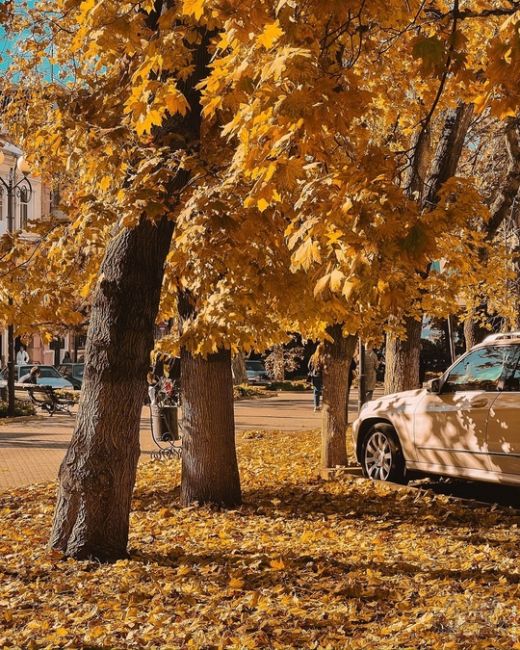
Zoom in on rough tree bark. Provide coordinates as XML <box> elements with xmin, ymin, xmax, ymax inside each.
<box><xmin>463</xmin><ymin>315</ymin><xmax>488</xmax><ymax>351</ymax></box>
<box><xmin>49</xmin><ymin>8</ymin><xmax>211</xmax><ymax>559</ymax></box>
<box><xmin>231</xmin><ymin>351</ymin><xmax>248</xmax><ymax>385</ymax></box>
<box><xmin>180</xmin><ymin>346</ymin><xmax>241</xmax><ymax>507</ymax></box>
<box><xmin>384</xmin><ymin>318</ymin><xmax>422</xmax><ymax>394</ymax></box>
<box><xmin>385</xmin><ymin>104</ymin><xmax>474</xmax><ymax>394</ymax></box>
<box><xmin>49</xmin><ymin>217</ymin><xmax>174</xmax><ymax>560</ymax></box>
<box><xmin>321</xmin><ymin>326</ymin><xmax>357</xmax><ymax>469</ymax></box>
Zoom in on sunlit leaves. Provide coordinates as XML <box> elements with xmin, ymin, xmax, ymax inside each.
<box><xmin>0</xmin><ymin>429</ymin><xmax>519</xmax><ymax>648</ymax></box>
<box><xmin>182</xmin><ymin>0</ymin><xmax>205</xmax><ymax>20</ymax></box>
<box><xmin>257</xmin><ymin>21</ymin><xmax>284</xmax><ymax>49</ymax></box>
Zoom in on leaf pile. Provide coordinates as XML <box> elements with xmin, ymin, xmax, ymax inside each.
<box><xmin>1</xmin><ymin>430</ymin><xmax>520</xmax><ymax>649</ymax></box>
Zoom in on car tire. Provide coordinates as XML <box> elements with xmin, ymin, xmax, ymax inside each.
<box><xmin>361</xmin><ymin>423</ymin><xmax>408</xmax><ymax>484</ymax></box>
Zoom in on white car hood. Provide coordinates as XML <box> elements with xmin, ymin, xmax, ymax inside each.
<box><xmin>360</xmin><ymin>388</ymin><xmax>426</xmax><ymax>415</ymax></box>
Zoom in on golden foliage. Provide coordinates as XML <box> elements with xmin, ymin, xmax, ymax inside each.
<box><xmin>1</xmin><ymin>0</ymin><xmax>520</xmax><ymax>349</ymax></box>
<box><xmin>1</xmin><ymin>430</ymin><xmax>520</xmax><ymax>648</ymax></box>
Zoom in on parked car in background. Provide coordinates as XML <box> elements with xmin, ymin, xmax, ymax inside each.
<box><xmin>353</xmin><ymin>332</ymin><xmax>520</xmax><ymax>487</ymax></box>
<box><xmin>0</xmin><ymin>365</ymin><xmax>75</xmax><ymax>390</ymax></box>
<box><xmin>57</xmin><ymin>363</ymin><xmax>85</xmax><ymax>390</ymax></box>
<box><xmin>245</xmin><ymin>360</ymin><xmax>269</xmax><ymax>384</ymax></box>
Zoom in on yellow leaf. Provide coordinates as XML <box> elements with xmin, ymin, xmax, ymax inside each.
<box><xmin>313</xmin><ymin>274</ymin><xmax>330</xmax><ymax>298</ymax></box>
<box><xmin>135</xmin><ymin>109</ymin><xmax>164</xmax><ymax>136</ymax></box>
<box><xmin>293</xmin><ymin>238</ymin><xmax>321</xmax><ymax>271</ymax></box>
<box><xmin>163</xmin><ymin>87</ymin><xmax>189</xmax><ymax>116</ymax></box>
<box><xmin>329</xmin><ymin>269</ymin><xmax>344</xmax><ymax>292</ymax></box>
<box><xmin>89</xmin><ymin>626</ymin><xmax>105</xmax><ymax>639</ymax></box>
<box><xmin>257</xmin><ymin>198</ymin><xmax>269</xmax><ymax>212</ymax></box>
<box><xmin>269</xmin><ymin>558</ymin><xmax>285</xmax><ymax>570</ymax></box>
<box><xmin>183</xmin><ymin>0</ymin><xmax>205</xmax><ymax>19</ymax></box>
<box><xmin>228</xmin><ymin>577</ymin><xmax>245</xmax><ymax>589</ymax></box>
<box><xmin>257</xmin><ymin>21</ymin><xmax>284</xmax><ymax>49</ymax></box>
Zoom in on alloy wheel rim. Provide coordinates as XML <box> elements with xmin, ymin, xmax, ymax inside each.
<box><xmin>364</xmin><ymin>431</ymin><xmax>392</xmax><ymax>480</ymax></box>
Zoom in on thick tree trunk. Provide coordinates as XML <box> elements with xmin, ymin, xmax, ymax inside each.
<box><xmin>231</xmin><ymin>351</ymin><xmax>248</xmax><ymax>385</ymax></box>
<box><xmin>463</xmin><ymin>313</ymin><xmax>488</xmax><ymax>351</ymax></box>
<box><xmin>321</xmin><ymin>326</ymin><xmax>357</xmax><ymax>469</ymax></box>
<box><xmin>180</xmin><ymin>347</ymin><xmax>241</xmax><ymax>507</ymax></box>
<box><xmin>386</xmin><ymin>105</ymin><xmax>473</xmax><ymax>396</ymax></box>
<box><xmin>384</xmin><ymin>317</ymin><xmax>422</xmax><ymax>394</ymax></box>
<box><xmin>49</xmin><ymin>216</ymin><xmax>174</xmax><ymax>560</ymax></box>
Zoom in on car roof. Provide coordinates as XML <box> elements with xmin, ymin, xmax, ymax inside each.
<box><xmin>473</xmin><ymin>332</ymin><xmax>520</xmax><ymax>347</ymax></box>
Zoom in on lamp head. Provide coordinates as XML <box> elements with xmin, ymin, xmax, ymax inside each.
<box><xmin>16</xmin><ymin>156</ymin><xmax>31</xmax><ymax>176</ymax></box>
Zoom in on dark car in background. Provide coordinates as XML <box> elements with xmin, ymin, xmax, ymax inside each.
<box><xmin>245</xmin><ymin>360</ymin><xmax>269</xmax><ymax>384</ymax></box>
<box><xmin>57</xmin><ymin>363</ymin><xmax>85</xmax><ymax>390</ymax></box>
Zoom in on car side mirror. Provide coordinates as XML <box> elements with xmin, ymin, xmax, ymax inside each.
<box><xmin>426</xmin><ymin>378</ymin><xmax>441</xmax><ymax>394</ymax></box>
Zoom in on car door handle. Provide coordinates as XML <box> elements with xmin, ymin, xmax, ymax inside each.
<box><xmin>469</xmin><ymin>398</ymin><xmax>489</xmax><ymax>408</ymax></box>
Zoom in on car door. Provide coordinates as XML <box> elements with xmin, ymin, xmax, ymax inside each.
<box><xmin>414</xmin><ymin>346</ymin><xmax>511</xmax><ymax>472</ymax></box>
<box><xmin>486</xmin><ymin>347</ymin><xmax>520</xmax><ymax>478</ymax></box>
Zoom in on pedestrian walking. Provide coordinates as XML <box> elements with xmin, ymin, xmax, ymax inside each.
<box><xmin>62</xmin><ymin>351</ymin><xmax>72</xmax><ymax>363</ymax></box>
<box><xmin>308</xmin><ymin>343</ymin><xmax>324</xmax><ymax>412</ymax></box>
<box><xmin>365</xmin><ymin>346</ymin><xmax>378</xmax><ymax>402</ymax></box>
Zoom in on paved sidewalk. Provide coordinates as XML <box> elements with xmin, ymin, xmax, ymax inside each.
<box><xmin>0</xmin><ymin>391</ymin><xmax>362</xmax><ymax>491</ymax></box>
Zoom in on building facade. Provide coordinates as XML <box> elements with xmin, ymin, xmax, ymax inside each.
<box><xmin>0</xmin><ymin>141</ymin><xmax>83</xmax><ymax>367</ymax></box>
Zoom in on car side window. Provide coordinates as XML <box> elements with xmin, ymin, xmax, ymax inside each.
<box><xmin>443</xmin><ymin>346</ymin><xmax>516</xmax><ymax>393</ymax></box>
<box><xmin>504</xmin><ymin>349</ymin><xmax>520</xmax><ymax>392</ymax></box>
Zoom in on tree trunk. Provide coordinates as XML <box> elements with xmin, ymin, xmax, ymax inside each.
<box><xmin>231</xmin><ymin>351</ymin><xmax>248</xmax><ymax>385</ymax></box>
<box><xmin>463</xmin><ymin>313</ymin><xmax>488</xmax><ymax>351</ymax></box>
<box><xmin>321</xmin><ymin>326</ymin><xmax>357</xmax><ymax>469</ymax></box>
<box><xmin>49</xmin><ymin>216</ymin><xmax>174</xmax><ymax>560</ymax></box>
<box><xmin>485</xmin><ymin>119</ymin><xmax>520</xmax><ymax>242</ymax></box>
<box><xmin>384</xmin><ymin>317</ymin><xmax>422</xmax><ymax>394</ymax></box>
<box><xmin>385</xmin><ymin>105</ymin><xmax>474</xmax><ymax>397</ymax></box>
<box><xmin>422</xmin><ymin>103</ymin><xmax>474</xmax><ymax>208</ymax></box>
<box><xmin>180</xmin><ymin>347</ymin><xmax>241</xmax><ymax>507</ymax></box>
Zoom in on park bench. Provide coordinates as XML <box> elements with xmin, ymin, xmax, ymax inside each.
<box><xmin>13</xmin><ymin>382</ymin><xmax>75</xmax><ymax>417</ymax></box>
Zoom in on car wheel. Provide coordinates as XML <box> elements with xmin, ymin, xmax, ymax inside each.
<box><xmin>361</xmin><ymin>423</ymin><xmax>407</xmax><ymax>484</ymax></box>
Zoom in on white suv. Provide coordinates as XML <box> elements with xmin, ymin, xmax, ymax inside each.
<box><xmin>353</xmin><ymin>333</ymin><xmax>520</xmax><ymax>486</ymax></box>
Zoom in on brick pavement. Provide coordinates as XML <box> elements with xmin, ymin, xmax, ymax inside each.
<box><xmin>0</xmin><ymin>391</ymin><xmax>363</xmax><ymax>491</ymax></box>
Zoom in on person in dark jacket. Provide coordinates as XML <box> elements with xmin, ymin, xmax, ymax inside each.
<box><xmin>308</xmin><ymin>343</ymin><xmax>324</xmax><ymax>412</ymax></box>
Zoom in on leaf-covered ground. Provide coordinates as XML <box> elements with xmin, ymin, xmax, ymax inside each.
<box><xmin>1</xmin><ymin>429</ymin><xmax>520</xmax><ymax>649</ymax></box>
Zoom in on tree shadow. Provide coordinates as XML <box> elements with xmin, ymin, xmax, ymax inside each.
<box><xmin>240</xmin><ymin>481</ymin><xmax>520</xmax><ymax>529</ymax></box>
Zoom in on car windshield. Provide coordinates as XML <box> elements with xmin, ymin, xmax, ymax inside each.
<box><xmin>246</xmin><ymin>361</ymin><xmax>265</xmax><ymax>371</ymax></box>
<box><xmin>444</xmin><ymin>345</ymin><xmax>518</xmax><ymax>392</ymax></box>
<box><xmin>20</xmin><ymin>366</ymin><xmax>62</xmax><ymax>379</ymax></box>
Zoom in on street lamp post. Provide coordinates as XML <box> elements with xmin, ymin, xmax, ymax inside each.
<box><xmin>0</xmin><ymin>151</ymin><xmax>33</xmax><ymax>416</ymax></box>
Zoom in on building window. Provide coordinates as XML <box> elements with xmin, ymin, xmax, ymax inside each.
<box><xmin>19</xmin><ymin>186</ymin><xmax>28</xmax><ymax>230</ymax></box>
